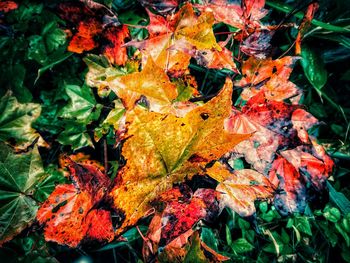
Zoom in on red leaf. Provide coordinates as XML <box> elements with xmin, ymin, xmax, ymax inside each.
<box><xmin>237</xmin><ymin>56</ymin><xmax>300</xmax><ymax>101</ymax></box>
<box><xmin>102</xmin><ymin>25</ymin><xmax>130</xmax><ymax>65</ymax></box>
<box><xmin>37</xmin><ymin>158</ymin><xmax>113</xmax><ymax>247</ymax></box>
<box><xmin>281</xmin><ymin>141</ymin><xmax>334</xmax><ymax>191</ymax></box>
<box><xmin>143</xmin><ymin>185</ymin><xmax>220</xmax><ymax>260</ymax></box>
<box><xmin>269</xmin><ymin>157</ymin><xmax>306</xmax><ymax>214</ymax></box>
<box><xmin>295</xmin><ymin>2</ymin><xmax>319</xmax><ymax>55</ymax></box>
<box><xmin>0</xmin><ymin>1</ymin><xmax>18</xmax><ymax>12</ymax></box>
<box><xmin>67</xmin><ymin>18</ymin><xmax>102</xmax><ymax>53</ymax></box>
<box><xmin>195</xmin><ymin>0</ymin><xmax>267</xmax><ymax>31</ymax></box>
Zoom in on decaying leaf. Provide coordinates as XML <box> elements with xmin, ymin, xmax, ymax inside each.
<box><xmin>143</xmin><ymin>185</ymin><xmax>221</xmax><ymax>262</ymax></box>
<box><xmin>127</xmin><ymin>3</ymin><xmax>220</xmax><ymax>74</ymax></box>
<box><xmin>58</xmin><ymin>1</ymin><xmax>128</xmax><ymax>65</ymax></box>
<box><xmin>84</xmin><ymin>54</ymin><xmax>139</xmax><ymax>98</ymax></box>
<box><xmin>206</xmin><ymin>162</ymin><xmax>275</xmax><ymax>216</ymax></box>
<box><xmin>37</xmin><ymin>156</ymin><xmax>113</xmax><ymax>247</ymax></box>
<box><xmin>225</xmin><ymin>93</ymin><xmax>301</xmax><ymax>174</ymax></box>
<box><xmin>295</xmin><ymin>2</ymin><xmax>319</xmax><ymax>55</ymax></box>
<box><xmin>0</xmin><ymin>93</ymin><xmax>45</xmax><ymax>151</ymax></box>
<box><xmin>102</xmin><ymin>25</ymin><xmax>130</xmax><ymax>66</ymax></box>
<box><xmin>110</xmin><ymin>78</ymin><xmax>250</xmax><ymax>235</ymax></box>
<box><xmin>0</xmin><ymin>1</ymin><xmax>18</xmax><ymax>12</ymax></box>
<box><xmin>269</xmin><ymin>156</ymin><xmax>306</xmax><ymax>215</ymax></box>
<box><xmin>281</xmin><ymin>140</ymin><xmax>334</xmax><ymax>192</ymax></box>
<box><xmin>237</xmin><ymin>56</ymin><xmax>300</xmax><ymax>101</ymax></box>
<box><xmin>195</xmin><ymin>0</ymin><xmax>267</xmax><ymax>31</ymax></box>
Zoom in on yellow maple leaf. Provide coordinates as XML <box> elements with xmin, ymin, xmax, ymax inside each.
<box><xmin>110</xmin><ymin>78</ymin><xmax>250</xmax><ymax>235</ymax></box>
<box><xmin>110</xmin><ymin>58</ymin><xmax>178</xmax><ymax>111</ymax></box>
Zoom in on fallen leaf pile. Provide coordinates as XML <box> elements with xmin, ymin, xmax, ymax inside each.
<box><xmin>0</xmin><ymin>0</ymin><xmax>336</xmax><ymax>262</ymax></box>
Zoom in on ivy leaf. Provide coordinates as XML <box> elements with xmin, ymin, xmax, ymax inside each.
<box><xmin>0</xmin><ymin>143</ymin><xmax>45</xmax><ymax>245</ymax></box>
<box><xmin>231</xmin><ymin>238</ymin><xmax>255</xmax><ymax>254</ymax></box>
<box><xmin>59</xmin><ymin>84</ymin><xmax>102</xmax><ymax>124</ymax></box>
<box><xmin>206</xmin><ymin>162</ymin><xmax>275</xmax><ymax>217</ymax></box>
<box><xmin>0</xmin><ymin>93</ymin><xmax>43</xmax><ymax>151</ymax></box>
<box><xmin>84</xmin><ymin>54</ymin><xmax>139</xmax><ymax>98</ymax></box>
<box><xmin>42</xmin><ymin>21</ymin><xmax>67</xmax><ymax>53</ymax></box>
<box><xmin>111</xmin><ymin>79</ymin><xmax>250</xmax><ymax>235</ymax></box>
<box><xmin>57</xmin><ymin>121</ymin><xmax>94</xmax><ymax>150</ymax></box>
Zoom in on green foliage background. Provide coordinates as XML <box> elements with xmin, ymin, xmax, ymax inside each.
<box><xmin>0</xmin><ymin>0</ymin><xmax>350</xmax><ymax>262</ymax></box>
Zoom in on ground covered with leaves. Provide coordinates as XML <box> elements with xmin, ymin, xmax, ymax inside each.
<box><xmin>0</xmin><ymin>0</ymin><xmax>350</xmax><ymax>262</ymax></box>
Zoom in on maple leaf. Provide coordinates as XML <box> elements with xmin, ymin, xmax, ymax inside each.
<box><xmin>102</xmin><ymin>25</ymin><xmax>130</xmax><ymax>66</ymax></box>
<box><xmin>109</xmin><ymin>57</ymin><xmax>178</xmax><ymax>111</ymax></box>
<box><xmin>225</xmin><ymin>93</ymin><xmax>303</xmax><ymax>173</ymax></box>
<box><xmin>110</xmin><ymin>78</ymin><xmax>250</xmax><ymax>235</ymax></box>
<box><xmin>127</xmin><ymin>3</ymin><xmax>220</xmax><ymax>74</ymax></box>
<box><xmin>143</xmin><ymin>185</ymin><xmax>221</xmax><ymax>262</ymax></box>
<box><xmin>67</xmin><ymin>18</ymin><xmax>103</xmax><ymax>54</ymax></box>
<box><xmin>281</xmin><ymin>140</ymin><xmax>334</xmax><ymax>192</ymax></box>
<box><xmin>237</xmin><ymin>56</ymin><xmax>300</xmax><ymax>101</ymax></box>
<box><xmin>37</xmin><ymin>157</ymin><xmax>114</xmax><ymax>247</ymax></box>
<box><xmin>195</xmin><ymin>0</ymin><xmax>267</xmax><ymax>31</ymax></box>
<box><xmin>206</xmin><ymin>162</ymin><xmax>275</xmax><ymax>217</ymax></box>
<box><xmin>269</xmin><ymin>156</ymin><xmax>307</xmax><ymax>215</ymax></box>
<box><xmin>174</xmin><ymin>40</ymin><xmax>238</xmax><ymax>72</ymax></box>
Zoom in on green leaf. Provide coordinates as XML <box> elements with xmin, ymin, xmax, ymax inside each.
<box><xmin>291</xmin><ymin>216</ymin><xmax>313</xmax><ymax>236</ymax></box>
<box><xmin>335</xmin><ymin>222</ymin><xmax>350</xmax><ymax>247</ymax></box>
<box><xmin>35</xmin><ymin>50</ymin><xmax>73</xmax><ymax>84</ymax></box>
<box><xmin>324</xmin><ymin>206</ymin><xmax>342</xmax><ymax>223</ymax></box>
<box><xmin>184</xmin><ymin>233</ymin><xmax>209</xmax><ymax>263</ymax></box>
<box><xmin>226</xmin><ymin>225</ymin><xmax>233</xmax><ymax>246</ymax></box>
<box><xmin>0</xmin><ymin>93</ymin><xmax>42</xmax><ymax>150</ymax></box>
<box><xmin>301</xmin><ymin>45</ymin><xmax>328</xmax><ymax>90</ymax></box>
<box><xmin>0</xmin><ymin>143</ymin><xmax>45</xmax><ymax>245</ymax></box>
<box><xmin>84</xmin><ymin>54</ymin><xmax>138</xmax><ymax>98</ymax></box>
<box><xmin>57</xmin><ymin>122</ymin><xmax>94</xmax><ymax>150</ymax></box>
<box><xmin>59</xmin><ymin>84</ymin><xmax>102</xmax><ymax>124</ymax></box>
<box><xmin>201</xmin><ymin>228</ymin><xmax>219</xmax><ymax>251</ymax></box>
<box><xmin>27</xmin><ymin>35</ymin><xmax>47</xmax><ymax>64</ymax></box>
<box><xmin>327</xmin><ymin>182</ymin><xmax>350</xmax><ymax>214</ymax></box>
<box><xmin>259</xmin><ymin>202</ymin><xmax>268</xmax><ymax>214</ymax></box>
<box><xmin>231</xmin><ymin>238</ymin><xmax>254</xmax><ymax>254</ymax></box>
<box><xmin>0</xmin><ymin>64</ymin><xmax>32</xmax><ymax>103</ymax></box>
<box><xmin>42</xmin><ymin>22</ymin><xmax>67</xmax><ymax>53</ymax></box>
<box><xmin>266</xmin><ymin>1</ymin><xmax>350</xmax><ymax>33</ymax></box>
<box><xmin>33</xmin><ymin>165</ymin><xmax>66</xmax><ymax>203</ymax></box>
<box><xmin>95</xmin><ymin>226</ymin><xmax>148</xmax><ymax>251</ymax></box>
